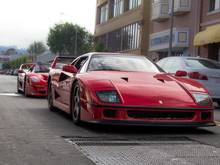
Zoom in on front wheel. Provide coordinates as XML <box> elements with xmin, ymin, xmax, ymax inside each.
<box><xmin>71</xmin><ymin>83</ymin><xmax>81</xmax><ymax>125</ymax></box>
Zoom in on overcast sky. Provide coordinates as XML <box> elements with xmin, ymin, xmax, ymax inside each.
<box><xmin>0</xmin><ymin>0</ymin><xmax>96</xmax><ymax>48</ymax></box>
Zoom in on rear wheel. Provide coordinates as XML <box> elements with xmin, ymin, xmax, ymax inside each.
<box><xmin>71</xmin><ymin>83</ymin><xmax>81</xmax><ymax>125</ymax></box>
<box><xmin>48</xmin><ymin>82</ymin><xmax>56</xmax><ymax>111</ymax></box>
<box><xmin>24</xmin><ymin>78</ymin><xmax>28</xmax><ymax>97</ymax></box>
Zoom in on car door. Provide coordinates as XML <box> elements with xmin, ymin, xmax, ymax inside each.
<box><xmin>57</xmin><ymin>56</ymin><xmax>89</xmax><ymax>110</ymax></box>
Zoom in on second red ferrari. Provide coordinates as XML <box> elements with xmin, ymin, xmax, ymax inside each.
<box><xmin>17</xmin><ymin>63</ymin><xmax>49</xmax><ymax>97</ymax></box>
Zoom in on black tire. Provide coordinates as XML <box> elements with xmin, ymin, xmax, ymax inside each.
<box><xmin>17</xmin><ymin>80</ymin><xmax>22</xmax><ymax>94</ymax></box>
<box><xmin>48</xmin><ymin>82</ymin><xmax>56</xmax><ymax>111</ymax></box>
<box><xmin>24</xmin><ymin>78</ymin><xmax>28</xmax><ymax>97</ymax></box>
<box><xmin>71</xmin><ymin>83</ymin><xmax>81</xmax><ymax>125</ymax></box>
<box><xmin>217</xmin><ymin>101</ymin><xmax>220</xmax><ymax>108</ymax></box>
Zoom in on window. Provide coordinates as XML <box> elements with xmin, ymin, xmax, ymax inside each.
<box><xmin>129</xmin><ymin>0</ymin><xmax>142</xmax><ymax>10</ymax></box>
<box><xmin>122</xmin><ymin>23</ymin><xmax>140</xmax><ymax>50</ymax></box>
<box><xmin>107</xmin><ymin>22</ymin><xmax>141</xmax><ymax>52</ymax></box>
<box><xmin>180</xmin><ymin>0</ymin><xmax>190</xmax><ymax>7</ymax></box>
<box><xmin>33</xmin><ymin>64</ymin><xmax>50</xmax><ymax>73</ymax></box>
<box><xmin>73</xmin><ymin>56</ymin><xmax>88</xmax><ymax>70</ymax></box>
<box><xmin>113</xmin><ymin>0</ymin><xmax>123</xmax><ymax>17</ymax></box>
<box><xmin>210</xmin><ymin>0</ymin><xmax>220</xmax><ymax>11</ymax></box>
<box><xmin>100</xmin><ymin>3</ymin><xmax>108</xmax><ymax>24</ymax></box>
<box><xmin>98</xmin><ymin>34</ymin><xmax>108</xmax><ymax>49</ymax></box>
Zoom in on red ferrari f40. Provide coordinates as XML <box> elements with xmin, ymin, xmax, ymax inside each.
<box><xmin>48</xmin><ymin>53</ymin><xmax>215</xmax><ymax>127</ymax></box>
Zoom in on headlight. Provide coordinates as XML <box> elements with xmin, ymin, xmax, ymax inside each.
<box><xmin>192</xmin><ymin>93</ymin><xmax>212</xmax><ymax>106</ymax></box>
<box><xmin>30</xmin><ymin>76</ymin><xmax>40</xmax><ymax>83</ymax></box>
<box><xmin>96</xmin><ymin>91</ymin><xmax>120</xmax><ymax>103</ymax></box>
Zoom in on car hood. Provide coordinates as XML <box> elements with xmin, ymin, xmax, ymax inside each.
<box><xmin>83</xmin><ymin>71</ymin><xmax>207</xmax><ymax>108</ymax></box>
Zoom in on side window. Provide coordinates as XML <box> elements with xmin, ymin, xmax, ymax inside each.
<box><xmin>73</xmin><ymin>56</ymin><xmax>88</xmax><ymax>70</ymax></box>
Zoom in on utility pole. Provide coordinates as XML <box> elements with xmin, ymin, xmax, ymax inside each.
<box><xmin>168</xmin><ymin>0</ymin><xmax>174</xmax><ymax>57</ymax></box>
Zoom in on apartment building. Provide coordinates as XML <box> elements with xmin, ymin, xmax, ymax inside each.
<box><xmin>94</xmin><ymin>0</ymin><xmax>151</xmax><ymax>55</ymax></box>
<box><xmin>149</xmin><ymin>0</ymin><xmax>201</xmax><ymax>61</ymax></box>
<box><xmin>194</xmin><ymin>0</ymin><xmax>220</xmax><ymax>62</ymax></box>
<box><xmin>95</xmin><ymin>0</ymin><xmax>220</xmax><ymax>62</ymax></box>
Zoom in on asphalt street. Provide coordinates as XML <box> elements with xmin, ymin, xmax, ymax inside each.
<box><xmin>0</xmin><ymin>75</ymin><xmax>220</xmax><ymax>165</ymax></box>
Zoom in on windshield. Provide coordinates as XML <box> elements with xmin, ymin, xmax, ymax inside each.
<box><xmin>87</xmin><ymin>55</ymin><xmax>161</xmax><ymax>73</ymax></box>
<box><xmin>34</xmin><ymin>64</ymin><xmax>50</xmax><ymax>73</ymax></box>
<box><xmin>185</xmin><ymin>59</ymin><xmax>220</xmax><ymax>69</ymax></box>
<box><xmin>21</xmin><ymin>64</ymin><xmax>33</xmax><ymax>71</ymax></box>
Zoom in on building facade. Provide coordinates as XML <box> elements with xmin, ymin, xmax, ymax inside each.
<box><xmin>149</xmin><ymin>0</ymin><xmax>201</xmax><ymax>61</ymax></box>
<box><xmin>194</xmin><ymin>0</ymin><xmax>220</xmax><ymax>62</ymax></box>
<box><xmin>95</xmin><ymin>0</ymin><xmax>151</xmax><ymax>55</ymax></box>
<box><xmin>95</xmin><ymin>0</ymin><xmax>220</xmax><ymax>62</ymax></box>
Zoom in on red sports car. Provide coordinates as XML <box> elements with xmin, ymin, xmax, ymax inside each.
<box><xmin>48</xmin><ymin>53</ymin><xmax>215</xmax><ymax>127</ymax></box>
<box><xmin>17</xmin><ymin>63</ymin><xmax>49</xmax><ymax>97</ymax></box>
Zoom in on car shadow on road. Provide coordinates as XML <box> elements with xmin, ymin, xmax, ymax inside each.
<box><xmin>19</xmin><ymin>94</ymin><xmax>47</xmax><ymax>100</ymax></box>
<box><xmin>79</xmin><ymin>122</ymin><xmax>215</xmax><ymax>136</ymax></box>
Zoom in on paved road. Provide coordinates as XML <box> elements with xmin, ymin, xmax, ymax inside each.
<box><xmin>0</xmin><ymin>75</ymin><xmax>220</xmax><ymax>165</ymax></box>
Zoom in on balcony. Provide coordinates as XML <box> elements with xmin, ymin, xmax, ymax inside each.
<box><xmin>151</xmin><ymin>0</ymin><xmax>169</xmax><ymax>22</ymax></box>
<box><xmin>173</xmin><ymin>0</ymin><xmax>191</xmax><ymax>15</ymax></box>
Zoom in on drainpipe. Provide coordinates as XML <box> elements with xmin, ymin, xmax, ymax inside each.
<box><xmin>168</xmin><ymin>0</ymin><xmax>174</xmax><ymax>57</ymax></box>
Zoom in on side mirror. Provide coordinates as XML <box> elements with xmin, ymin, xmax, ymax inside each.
<box><xmin>63</xmin><ymin>64</ymin><xmax>78</xmax><ymax>74</ymax></box>
<box><xmin>18</xmin><ymin>69</ymin><xmax>24</xmax><ymax>73</ymax></box>
<box><xmin>175</xmin><ymin>70</ymin><xmax>187</xmax><ymax>77</ymax></box>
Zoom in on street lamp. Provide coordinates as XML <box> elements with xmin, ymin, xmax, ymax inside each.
<box><xmin>168</xmin><ymin>0</ymin><xmax>174</xmax><ymax>57</ymax></box>
<box><xmin>60</xmin><ymin>12</ymin><xmax>78</xmax><ymax>56</ymax></box>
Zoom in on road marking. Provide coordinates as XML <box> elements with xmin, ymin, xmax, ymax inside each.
<box><xmin>0</xmin><ymin>93</ymin><xmax>21</xmax><ymax>97</ymax></box>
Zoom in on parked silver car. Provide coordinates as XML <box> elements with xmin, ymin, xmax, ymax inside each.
<box><xmin>157</xmin><ymin>57</ymin><xmax>220</xmax><ymax>105</ymax></box>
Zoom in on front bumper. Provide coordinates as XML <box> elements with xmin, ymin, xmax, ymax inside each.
<box><xmin>29</xmin><ymin>85</ymin><xmax>48</xmax><ymax>96</ymax></box>
<box><xmin>84</xmin><ymin>104</ymin><xmax>215</xmax><ymax>127</ymax></box>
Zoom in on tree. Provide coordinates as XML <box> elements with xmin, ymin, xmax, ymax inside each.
<box><xmin>47</xmin><ymin>23</ymin><xmax>93</xmax><ymax>56</ymax></box>
<box><xmin>27</xmin><ymin>41</ymin><xmax>47</xmax><ymax>56</ymax></box>
<box><xmin>3</xmin><ymin>56</ymin><xmax>31</xmax><ymax>69</ymax></box>
<box><xmin>93</xmin><ymin>41</ymin><xmax>108</xmax><ymax>52</ymax></box>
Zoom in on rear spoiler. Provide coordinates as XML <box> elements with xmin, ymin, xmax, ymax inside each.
<box><xmin>51</xmin><ymin>56</ymin><xmax>76</xmax><ymax>69</ymax></box>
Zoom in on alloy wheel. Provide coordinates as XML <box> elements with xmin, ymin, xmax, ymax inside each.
<box><xmin>72</xmin><ymin>85</ymin><xmax>81</xmax><ymax>124</ymax></box>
